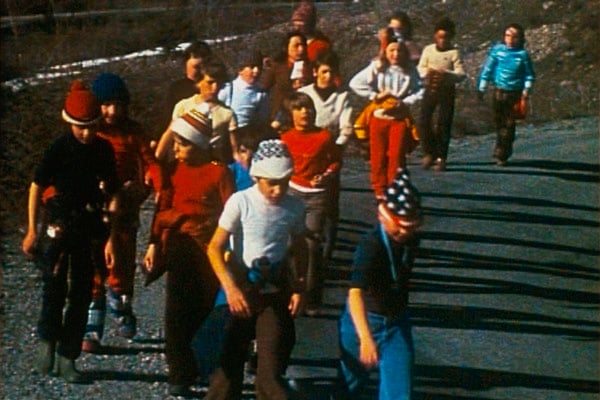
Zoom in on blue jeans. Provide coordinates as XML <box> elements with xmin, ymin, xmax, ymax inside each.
<box><xmin>338</xmin><ymin>306</ymin><xmax>414</xmax><ymax>400</ymax></box>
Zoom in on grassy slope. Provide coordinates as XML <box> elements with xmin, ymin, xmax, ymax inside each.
<box><xmin>1</xmin><ymin>0</ymin><xmax>598</xmax><ymax>226</ymax></box>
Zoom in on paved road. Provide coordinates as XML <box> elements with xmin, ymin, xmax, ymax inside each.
<box><xmin>289</xmin><ymin>116</ymin><xmax>599</xmax><ymax>400</ymax></box>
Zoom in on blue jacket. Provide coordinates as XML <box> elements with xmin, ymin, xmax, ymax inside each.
<box><xmin>478</xmin><ymin>43</ymin><xmax>535</xmax><ymax>93</ymax></box>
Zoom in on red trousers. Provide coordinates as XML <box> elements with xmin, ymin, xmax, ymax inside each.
<box><xmin>369</xmin><ymin>117</ymin><xmax>414</xmax><ymax>197</ymax></box>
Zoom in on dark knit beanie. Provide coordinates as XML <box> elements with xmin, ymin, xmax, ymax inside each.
<box><xmin>379</xmin><ymin>168</ymin><xmax>422</xmax><ymax>226</ymax></box>
<box><xmin>62</xmin><ymin>80</ymin><xmax>101</xmax><ymax>125</ymax></box>
<box><xmin>91</xmin><ymin>73</ymin><xmax>130</xmax><ymax>104</ymax></box>
<box><xmin>291</xmin><ymin>0</ymin><xmax>317</xmax><ymax>28</ymax></box>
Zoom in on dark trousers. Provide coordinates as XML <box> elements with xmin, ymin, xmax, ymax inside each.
<box><xmin>418</xmin><ymin>87</ymin><xmax>456</xmax><ymax>160</ymax></box>
<box><xmin>37</xmin><ymin>232</ymin><xmax>99</xmax><ymax>360</ymax></box>
<box><xmin>206</xmin><ymin>292</ymin><xmax>295</xmax><ymax>400</ymax></box>
<box><xmin>493</xmin><ymin>89</ymin><xmax>521</xmax><ymax>161</ymax></box>
<box><xmin>288</xmin><ymin>188</ymin><xmax>328</xmax><ymax>309</ymax></box>
<box><xmin>165</xmin><ymin>232</ymin><xmax>220</xmax><ymax>385</ymax></box>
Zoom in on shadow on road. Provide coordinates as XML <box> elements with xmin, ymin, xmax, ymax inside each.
<box><xmin>410</xmin><ymin>303</ymin><xmax>599</xmax><ymax>340</ymax></box>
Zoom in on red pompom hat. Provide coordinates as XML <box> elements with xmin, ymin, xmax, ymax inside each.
<box><xmin>62</xmin><ymin>80</ymin><xmax>101</xmax><ymax>125</ymax></box>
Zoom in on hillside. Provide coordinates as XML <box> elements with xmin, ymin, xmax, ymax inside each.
<box><xmin>1</xmin><ymin>0</ymin><xmax>598</xmax><ymax>227</ymax></box>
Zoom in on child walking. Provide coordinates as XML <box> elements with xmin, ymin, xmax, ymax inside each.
<box><xmin>417</xmin><ymin>17</ymin><xmax>466</xmax><ymax>171</ymax></box>
<box><xmin>333</xmin><ymin>169</ymin><xmax>422</xmax><ymax>400</ymax></box>
<box><xmin>143</xmin><ymin>108</ymin><xmax>235</xmax><ymax>397</ymax></box>
<box><xmin>82</xmin><ymin>73</ymin><xmax>161</xmax><ymax>352</ymax></box>
<box><xmin>155</xmin><ymin>59</ymin><xmax>237</xmax><ymax>165</ymax></box>
<box><xmin>281</xmin><ymin>92</ymin><xmax>341</xmax><ymax>315</ymax></box>
<box><xmin>350</xmin><ymin>28</ymin><xmax>423</xmax><ymax>200</ymax></box>
<box><xmin>298</xmin><ymin>51</ymin><xmax>353</xmax><ymax>262</ymax></box>
<box><xmin>204</xmin><ymin>139</ymin><xmax>308</xmax><ymax>400</ymax></box>
<box><xmin>22</xmin><ymin>80</ymin><xmax>119</xmax><ymax>383</ymax></box>
<box><xmin>478</xmin><ymin>23</ymin><xmax>535</xmax><ymax>165</ymax></box>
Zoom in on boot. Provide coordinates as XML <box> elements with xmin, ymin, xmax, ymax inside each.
<box><xmin>82</xmin><ymin>299</ymin><xmax>105</xmax><ymax>353</ymax></box>
<box><xmin>54</xmin><ymin>355</ymin><xmax>88</xmax><ymax>383</ymax></box>
<box><xmin>108</xmin><ymin>288</ymin><xmax>137</xmax><ymax>338</ymax></box>
<box><xmin>35</xmin><ymin>340</ymin><xmax>55</xmax><ymax>375</ymax></box>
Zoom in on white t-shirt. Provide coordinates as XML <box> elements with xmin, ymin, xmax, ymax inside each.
<box><xmin>219</xmin><ymin>185</ymin><xmax>306</xmax><ymax>267</ymax></box>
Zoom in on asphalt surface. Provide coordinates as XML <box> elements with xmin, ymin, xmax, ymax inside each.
<box><xmin>289</xmin><ymin>116</ymin><xmax>599</xmax><ymax>400</ymax></box>
<box><xmin>2</xmin><ymin>117</ymin><xmax>597</xmax><ymax>400</ymax></box>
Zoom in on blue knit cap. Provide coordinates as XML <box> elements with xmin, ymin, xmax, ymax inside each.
<box><xmin>92</xmin><ymin>73</ymin><xmax>130</xmax><ymax>104</ymax></box>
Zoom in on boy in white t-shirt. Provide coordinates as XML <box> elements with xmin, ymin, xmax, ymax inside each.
<box><xmin>205</xmin><ymin>139</ymin><xmax>308</xmax><ymax>400</ymax></box>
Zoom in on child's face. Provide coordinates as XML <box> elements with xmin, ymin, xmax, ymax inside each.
<box><xmin>235</xmin><ymin>145</ymin><xmax>253</xmax><ymax>169</ymax></box>
<box><xmin>315</xmin><ymin>64</ymin><xmax>334</xmax><ymax>89</ymax></box>
<box><xmin>504</xmin><ymin>27</ymin><xmax>521</xmax><ymax>48</ymax></box>
<box><xmin>239</xmin><ymin>65</ymin><xmax>261</xmax><ymax>85</ymax></box>
<box><xmin>173</xmin><ymin>133</ymin><xmax>201</xmax><ymax>164</ymax></box>
<box><xmin>291</xmin><ymin>105</ymin><xmax>315</xmax><ymax>130</ymax></box>
<box><xmin>197</xmin><ymin>73</ymin><xmax>221</xmax><ymax>101</ymax></box>
<box><xmin>378</xmin><ymin>211</ymin><xmax>417</xmax><ymax>243</ymax></box>
<box><xmin>186</xmin><ymin>56</ymin><xmax>204</xmax><ymax>82</ymax></box>
<box><xmin>385</xmin><ymin>42</ymin><xmax>401</xmax><ymax>65</ymax></box>
<box><xmin>287</xmin><ymin>35</ymin><xmax>306</xmax><ymax>62</ymax></box>
<box><xmin>434</xmin><ymin>29</ymin><xmax>452</xmax><ymax>51</ymax></box>
<box><xmin>71</xmin><ymin>123</ymin><xmax>98</xmax><ymax>144</ymax></box>
<box><xmin>256</xmin><ymin>177</ymin><xmax>289</xmax><ymax>204</ymax></box>
<box><xmin>100</xmin><ymin>101</ymin><xmax>126</xmax><ymax>125</ymax></box>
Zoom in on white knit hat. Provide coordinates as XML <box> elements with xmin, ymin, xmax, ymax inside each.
<box><xmin>170</xmin><ymin>108</ymin><xmax>212</xmax><ymax>149</ymax></box>
<box><xmin>249</xmin><ymin>139</ymin><xmax>294</xmax><ymax>179</ymax></box>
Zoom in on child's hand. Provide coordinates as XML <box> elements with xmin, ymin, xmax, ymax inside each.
<box><xmin>375</xmin><ymin>90</ymin><xmax>393</xmax><ymax>102</ymax></box>
<box><xmin>359</xmin><ymin>336</ymin><xmax>379</xmax><ymax>369</ymax></box>
<box><xmin>104</xmin><ymin>238</ymin><xmax>115</xmax><ymax>270</ymax></box>
<box><xmin>22</xmin><ymin>230</ymin><xmax>37</xmax><ymax>259</ymax></box>
<box><xmin>225</xmin><ymin>284</ymin><xmax>252</xmax><ymax>318</ymax></box>
<box><xmin>143</xmin><ymin>244</ymin><xmax>157</xmax><ymax>272</ymax></box>
<box><xmin>288</xmin><ymin>293</ymin><xmax>304</xmax><ymax>318</ymax></box>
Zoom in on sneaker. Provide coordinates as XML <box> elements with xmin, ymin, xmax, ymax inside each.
<box><xmin>108</xmin><ymin>289</ymin><xmax>137</xmax><ymax>338</ymax></box>
<box><xmin>82</xmin><ymin>332</ymin><xmax>101</xmax><ymax>353</ymax></box>
<box><xmin>35</xmin><ymin>340</ymin><xmax>55</xmax><ymax>375</ymax></box>
<box><xmin>82</xmin><ymin>299</ymin><xmax>105</xmax><ymax>351</ymax></box>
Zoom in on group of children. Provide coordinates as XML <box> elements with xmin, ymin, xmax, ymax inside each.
<box><xmin>21</xmin><ymin>1</ymin><xmax>535</xmax><ymax>398</ymax></box>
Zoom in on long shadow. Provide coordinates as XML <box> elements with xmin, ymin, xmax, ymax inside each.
<box><xmin>420</xmin><ymin>230</ymin><xmax>599</xmax><ymax>256</ymax></box>
<box><xmin>414</xmin><ymin>364</ymin><xmax>600</xmax><ymax>394</ymax></box>
<box><xmin>418</xmin><ymin>247</ymin><xmax>599</xmax><ymax>280</ymax></box>
<box><xmin>423</xmin><ymin>206</ymin><xmax>599</xmax><ymax>227</ymax></box>
<box><xmin>446</xmin><ymin>166</ymin><xmax>599</xmax><ymax>183</ymax></box>
<box><xmin>409</xmin><ymin>303</ymin><xmax>599</xmax><ymax>340</ymax></box>
<box><xmin>508</xmin><ymin>159</ymin><xmax>600</xmax><ymax>173</ymax></box>
<box><xmin>412</xmin><ymin>270</ymin><xmax>599</xmax><ymax>306</ymax></box>
<box><xmin>420</xmin><ymin>192</ymin><xmax>599</xmax><ymax>212</ymax></box>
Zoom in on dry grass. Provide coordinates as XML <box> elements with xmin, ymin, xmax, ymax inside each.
<box><xmin>1</xmin><ymin>0</ymin><xmax>598</xmax><ymax>229</ymax></box>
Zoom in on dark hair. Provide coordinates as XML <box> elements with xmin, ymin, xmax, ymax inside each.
<box><xmin>435</xmin><ymin>17</ymin><xmax>456</xmax><ymax>37</ymax></box>
<box><xmin>183</xmin><ymin>41</ymin><xmax>212</xmax><ymax>62</ymax></box>
<box><xmin>504</xmin><ymin>23</ymin><xmax>526</xmax><ymax>45</ymax></box>
<box><xmin>389</xmin><ymin>11</ymin><xmax>413</xmax><ymax>40</ymax></box>
<box><xmin>233</xmin><ymin>125</ymin><xmax>263</xmax><ymax>153</ymax></box>
<box><xmin>313</xmin><ymin>51</ymin><xmax>340</xmax><ymax>73</ymax></box>
<box><xmin>377</xmin><ymin>30</ymin><xmax>411</xmax><ymax>72</ymax></box>
<box><xmin>198</xmin><ymin>58</ymin><xmax>229</xmax><ymax>86</ymax></box>
<box><xmin>275</xmin><ymin>31</ymin><xmax>308</xmax><ymax>63</ymax></box>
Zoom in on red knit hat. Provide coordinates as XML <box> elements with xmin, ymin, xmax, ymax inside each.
<box><xmin>62</xmin><ymin>80</ymin><xmax>101</xmax><ymax>125</ymax></box>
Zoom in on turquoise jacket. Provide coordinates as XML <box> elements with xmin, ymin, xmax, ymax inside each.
<box><xmin>478</xmin><ymin>43</ymin><xmax>535</xmax><ymax>93</ymax></box>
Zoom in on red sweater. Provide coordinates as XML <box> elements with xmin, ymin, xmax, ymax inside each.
<box><xmin>152</xmin><ymin>161</ymin><xmax>234</xmax><ymax>244</ymax></box>
<box><xmin>97</xmin><ymin>119</ymin><xmax>161</xmax><ymax>192</ymax></box>
<box><xmin>281</xmin><ymin>127</ymin><xmax>341</xmax><ymax>189</ymax></box>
